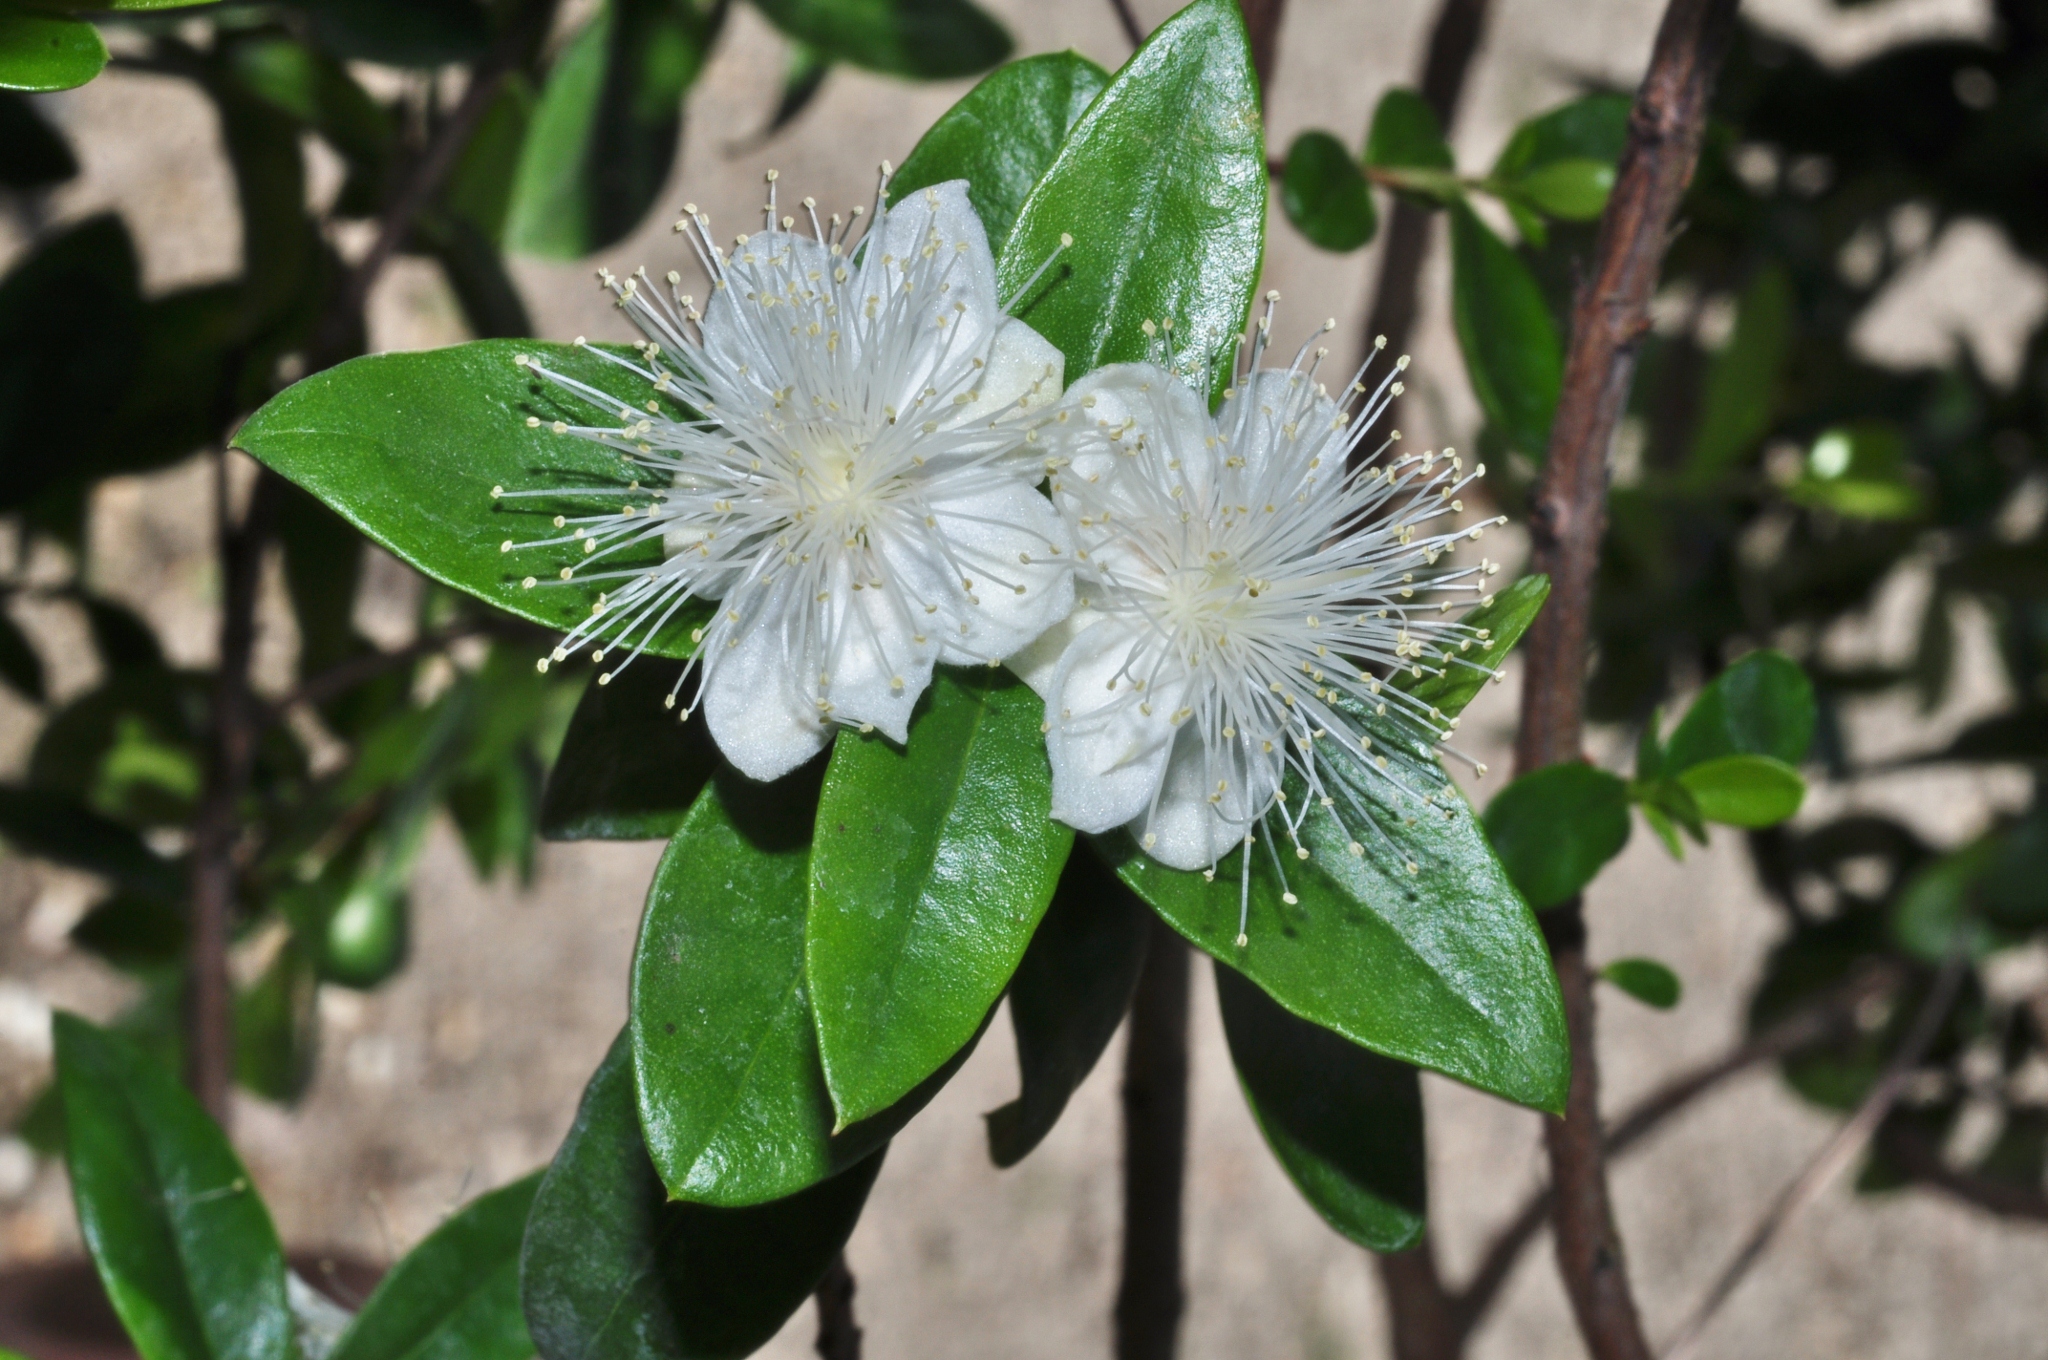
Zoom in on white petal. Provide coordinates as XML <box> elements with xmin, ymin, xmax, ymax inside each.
<box><xmin>922</xmin><ymin>481</ymin><xmax>1075</xmax><ymax>664</ymax></box>
<box><xmin>698</xmin><ymin>230</ymin><xmax>837</xmax><ymax>394</ymax></box>
<box><xmin>1218</xmin><ymin>368</ymin><xmax>1344</xmax><ymax>488</ymax></box>
<box><xmin>1134</xmin><ymin>727</ymin><xmax>1275</xmax><ymax>870</ymax></box>
<box><xmin>872</xmin><ymin>179</ymin><xmax>1001</xmax><ymax>325</ymax></box>
<box><xmin>700</xmin><ymin>608</ymin><xmax>832</xmax><ymax>782</ymax></box>
<box><xmin>817</xmin><ymin>556</ymin><xmax>935</xmax><ymax>743</ymax></box>
<box><xmin>1045</xmin><ymin>617</ymin><xmax>1177</xmax><ymax>834</ymax></box>
<box><xmin>1005</xmin><ymin>604</ymin><xmax>1101</xmax><ymax>699</ymax></box>
<box><xmin>956</xmin><ymin>318</ymin><xmax>1064</xmax><ymax>422</ymax></box>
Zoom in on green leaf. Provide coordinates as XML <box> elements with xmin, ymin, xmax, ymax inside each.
<box><xmin>998</xmin><ymin>0</ymin><xmax>1265</xmax><ymax>390</ymax></box>
<box><xmin>541</xmin><ymin>666</ymin><xmax>715</xmax><ymax>841</ymax></box>
<box><xmin>633</xmin><ymin>772</ymin><xmax>981</xmax><ymax>1206</ymax></box>
<box><xmin>1448</xmin><ymin>201</ymin><xmax>1561</xmax><ymax>459</ymax></box>
<box><xmin>0</xmin><ymin>785</ymin><xmax>183</xmax><ymax>904</ymax></box>
<box><xmin>1281</xmin><ymin>129</ymin><xmax>1377</xmax><ymax>252</ymax></box>
<box><xmin>1507</xmin><ymin>158</ymin><xmax>1613</xmax><ymax>220</ymax></box>
<box><xmin>225</xmin><ymin>34</ymin><xmax>393</xmax><ymax>171</ymax></box>
<box><xmin>234</xmin><ymin>339</ymin><xmax>709</xmax><ymax>656</ymax></box>
<box><xmin>1216</xmin><ymin>964</ymin><xmax>1424</xmax><ymax>1251</ymax></box>
<box><xmin>1600</xmin><ymin>957</ymin><xmax>1681</xmax><ymax>1009</ymax></box>
<box><xmin>0</xmin><ymin>603</ymin><xmax>44</xmax><ymax>702</ymax></box>
<box><xmin>809</xmin><ymin>669</ymin><xmax>1072</xmax><ymax>1126</ymax></box>
<box><xmin>1675</xmin><ymin>754</ymin><xmax>1805</xmax><ymax>828</ymax></box>
<box><xmin>1663</xmin><ymin>649</ymin><xmax>1815</xmax><ymax>773</ymax></box>
<box><xmin>0</xmin><ymin>90</ymin><xmax>78</xmax><ymax>189</ymax></box>
<box><xmin>443</xmin><ymin>76</ymin><xmax>534</xmax><ymax>247</ymax></box>
<box><xmin>328</xmin><ymin>1174</ymin><xmax>538</xmax><ymax>1360</ymax></box>
<box><xmin>1107</xmin><ymin>770</ymin><xmax>1570</xmax><ymax>1115</ymax></box>
<box><xmin>1686</xmin><ymin>265</ymin><xmax>1792</xmax><ymax>483</ymax></box>
<box><xmin>234</xmin><ymin>939</ymin><xmax>318</xmax><ymax>1103</ymax></box>
<box><xmin>522</xmin><ymin>1030</ymin><xmax>882</xmax><ymax>1360</ymax></box>
<box><xmin>749</xmin><ymin>0</ymin><xmax>1009</xmax><ymax>78</ymax></box>
<box><xmin>1363</xmin><ymin>88</ymin><xmax>1453</xmax><ymax>172</ymax></box>
<box><xmin>293</xmin><ymin>0</ymin><xmax>490</xmax><ymax>67</ymax></box>
<box><xmin>1490</xmin><ymin>93</ymin><xmax>1630</xmax><ymax>180</ymax></box>
<box><xmin>1482</xmin><ymin>763</ymin><xmax>1630</xmax><ymax>909</ymax></box>
<box><xmin>275</xmin><ymin>479</ymin><xmax>364</xmax><ymax>680</ymax></box>
<box><xmin>0</xmin><ymin>8</ymin><xmax>106</xmax><ymax>93</ymax></box>
<box><xmin>984</xmin><ymin>840</ymin><xmax>1148</xmax><ymax>1167</ymax></box>
<box><xmin>507</xmin><ymin>0</ymin><xmax>717</xmax><ymax>260</ymax></box>
<box><xmin>1390</xmin><ymin>573</ymin><xmax>1549</xmax><ymax>721</ymax></box>
<box><xmin>1786</xmin><ymin>421</ymin><xmax>1923</xmax><ymax>520</ymax></box>
<box><xmin>71</xmin><ymin>893</ymin><xmax>187</xmax><ymax>971</ymax></box>
<box><xmin>891</xmin><ymin>51</ymin><xmax>1110</xmax><ymax>256</ymax></box>
<box><xmin>55</xmin><ymin>1014</ymin><xmax>295</xmax><ymax>1360</ymax></box>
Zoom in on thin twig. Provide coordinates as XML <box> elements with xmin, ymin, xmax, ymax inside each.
<box><xmin>1116</xmin><ymin>915</ymin><xmax>1188</xmax><ymax>1360</ymax></box>
<box><xmin>1108</xmin><ymin>0</ymin><xmax>1145</xmax><ymax>48</ymax></box>
<box><xmin>1660</xmin><ymin>953</ymin><xmax>1967</xmax><ymax>1360</ymax></box>
<box><xmin>263</xmin><ymin>616</ymin><xmax>546</xmax><ymax>725</ymax></box>
<box><xmin>812</xmin><ymin>1253</ymin><xmax>862</xmax><ymax>1360</ymax></box>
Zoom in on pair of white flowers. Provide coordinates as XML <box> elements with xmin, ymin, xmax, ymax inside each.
<box><xmin>506</xmin><ymin>173</ymin><xmax>1504</xmax><ymax>880</ymax></box>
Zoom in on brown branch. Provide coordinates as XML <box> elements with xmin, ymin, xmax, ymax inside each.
<box><xmin>263</xmin><ymin>615</ymin><xmax>548</xmax><ymax>726</ymax></box>
<box><xmin>1237</xmin><ymin>0</ymin><xmax>1286</xmax><ymax>93</ymax></box>
<box><xmin>1108</xmin><ymin>0</ymin><xmax>1145</xmax><ymax>48</ymax></box>
<box><xmin>1661</xmin><ymin>954</ymin><xmax>1967</xmax><ymax>1360</ymax></box>
<box><xmin>812</xmin><ymin>1253</ymin><xmax>862</xmax><ymax>1360</ymax></box>
<box><xmin>1378</xmin><ymin>1244</ymin><xmax>1461</xmax><ymax>1360</ymax></box>
<box><xmin>1116</xmin><ymin>916</ymin><xmax>1189</xmax><ymax>1360</ymax></box>
<box><xmin>1448</xmin><ymin>964</ymin><xmax>1900</xmax><ymax>1345</ymax></box>
<box><xmin>1509</xmin><ymin>0</ymin><xmax>1739</xmax><ymax>1352</ymax></box>
<box><xmin>1871</xmin><ymin>1121</ymin><xmax>2048</xmax><ymax>1222</ymax></box>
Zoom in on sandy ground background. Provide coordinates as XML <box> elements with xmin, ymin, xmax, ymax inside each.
<box><xmin>4</xmin><ymin>0</ymin><xmax>2048</xmax><ymax>1355</ymax></box>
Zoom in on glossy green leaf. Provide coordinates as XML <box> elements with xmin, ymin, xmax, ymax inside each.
<box><xmin>235</xmin><ymin>340</ymin><xmax>708</xmax><ymax>656</ymax></box>
<box><xmin>998</xmin><ymin>0</ymin><xmax>1265</xmax><ymax>390</ymax></box>
<box><xmin>1686</xmin><ymin>265</ymin><xmax>1792</xmax><ymax>483</ymax></box>
<box><xmin>1600</xmin><ymin>957</ymin><xmax>1681</xmax><ymax>1009</ymax></box>
<box><xmin>1663</xmin><ymin>649</ymin><xmax>1815</xmax><ymax>774</ymax></box>
<box><xmin>1509</xmin><ymin>157</ymin><xmax>1613</xmax><ymax>220</ymax></box>
<box><xmin>0</xmin><ymin>9</ymin><xmax>106</xmax><ymax>93</ymax></box>
<box><xmin>1676</xmin><ymin>754</ymin><xmax>1805</xmax><ymax>827</ymax></box>
<box><xmin>810</xmin><ymin>669</ymin><xmax>1072</xmax><ymax>1126</ymax></box>
<box><xmin>1482</xmin><ymin>763</ymin><xmax>1631</xmax><ymax>909</ymax></box>
<box><xmin>1491</xmin><ymin>93</ymin><xmax>1630</xmax><ymax>180</ymax></box>
<box><xmin>1108</xmin><ymin>758</ymin><xmax>1569</xmax><ymax>1114</ymax></box>
<box><xmin>55</xmin><ymin>1014</ymin><xmax>295</xmax><ymax>1360</ymax></box>
<box><xmin>750</xmin><ymin>0</ymin><xmax>1009</xmax><ymax>78</ymax></box>
<box><xmin>633</xmin><ymin>772</ymin><xmax>981</xmax><ymax>1206</ymax></box>
<box><xmin>1391</xmin><ymin>573</ymin><xmax>1549</xmax><ymax>721</ymax></box>
<box><xmin>0</xmin><ymin>785</ymin><xmax>183</xmax><ymax>904</ymax></box>
<box><xmin>1282</xmin><ymin>129</ymin><xmax>1377</xmax><ymax>252</ymax></box>
<box><xmin>507</xmin><ymin>0</ymin><xmax>716</xmax><ymax>259</ymax></box>
<box><xmin>891</xmin><ymin>51</ymin><xmax>1110</xmax><ymax>256</ymax></box>
<box><xmin>294</xmin><ymin>0</ymin><xmax>490</xmax><ymax>67</ymax></box>
<box><xmin>541</xmin><ymin>665</ymin><xmax>716</xmax><ymax>841</ymax></box>
<box><xmin>328</xmin><ymin>1174</ymin><xmax>538</xmax><ymax>1360</ymax></box>
<box><xmin>0</xmin><ymin>91</ymin><xmax>77</xmax><ymax>189</ymax></box>
<box><xmin>1363</xmin><ymin>88</ymin><xmax>1453</xmax><ymax>171</ymax></box>
<box><xmin>1786</xmin><ymin>421</ymin><xmax>1923</xmax><ymax>520</ymax></box>
<box><xmin>1216</xmin><ymin>964</ymin><xmax>1424</xmax><ymax>1250</ymax></box>
<box><xmin>984</xmin><ymin>840</ymin><xmax>1148</xmax><ymax>1167</ymax></box>
<box><xmin>1448</xmin><ymin>201</ymin><xmax>1561</xmax><ymax>459</ymax></box>
<box><xmin>522</xmin><ymin>1030</ymin><xmax>882</xmax><ymax>1360</ymax></box>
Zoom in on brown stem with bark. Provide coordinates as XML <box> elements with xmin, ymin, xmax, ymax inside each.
<box><xmin>1116</xmin><ymin>916</ymin><xmax>1190</xmax><ymax>1360</ymax></box>
<box><xmin>1237</xmin><ymin>0</ymin><xmax>1286</xmax><ymax>92</ymax></box>
<box><xmin>812</xmin><ymin>1253</ymin><xmax>862</xmax><ymax>1360</ymax></box>
<box><xmin>1377</xmin><ymin>1244</ymin><xmax>1461</xmax><ymax>1360</ymax></box>
<box><xmin>1510</xmin><ymin>0</ymin><xmax>1739</xmax><ymax>1352</ymax></box>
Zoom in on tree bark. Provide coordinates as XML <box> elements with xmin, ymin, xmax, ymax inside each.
<box><xmin>812</xmin><ymin>1253</ymin><xmax>862</xmax><ymax>1360</ymax></box>
<box><xmin>1115</xmin><ymin>915</ymin><xmax>1190</xmax><ymax>1360</ymax></box>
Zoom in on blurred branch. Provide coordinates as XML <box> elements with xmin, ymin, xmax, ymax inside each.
<box><xmin>1116</xmin><ymin>915</ymin><xmax>1187</xmax><ymax>1360</ymax></box>
<box><xmin>1512</xmin><ymin>0</ymin><xmax>1740</xmax><ymax>1351</ymax></box>
<box><xmin>1109</xmin><ymin>0</ymin><xmax>1145</xmax><ymax>48</ymax></box>
<box><xmin>1377</xmin><ymin>1245</ymin><xmax>1460</xmax><ymax>1360</ymax></box>
<box><xmin>1661</xmin><ymin>952</ymin><xmax>1967</xmax><ymax>1360</ymax></box>
<box><xmin>812</xmin><ymin>1253</ymin><xmax>862</xmax><ymax>1360</ymax></box>
<box><xmin>1871</xmin><ymin>1120</ymin><xmax>2048</xmax><ymax>1222</ymax></box>
<box><xmin>1238</xmin><ymin>0</ymin><xmax>1286</xmax><ymax>92</ymax></box>
<box><xmin>265</xmin><ymin>615</ymin><xmax>548</xmax><ymax>725</ymax></box>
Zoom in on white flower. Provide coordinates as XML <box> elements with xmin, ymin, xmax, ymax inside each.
<box><xmin>1015</xmin><ymin>298</ymin><xmax>1507</xmax><ymax>917</ymax></box>
<box><xmin>501</xmin><ymin>171</ymin><xmax>1077</xmax><ymax>782</ymax></box>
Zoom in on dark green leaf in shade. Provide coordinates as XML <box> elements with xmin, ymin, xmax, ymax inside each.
<box><xmin>1675</xmin><ymin>754</ymin><xmax>1805</xmax><ymax>828</ymax></box>
<box><xmin>1685</xmin><ymin>265</ymin><xmax>1792</xmax><ymax>484</ymax></box>
<box><xmin>0</xmin><ymin>785</ymin><xmax>183</xmax><ymax>904</ymax></box>
<box><xmin>632</xmin><ymin>772</ymin><xmax>983</xmax><ymax>1206</ymax></box>
<box><xmin>0</xmin><ymin>603</ymin><xmax>44</xmax><ymax>702</ymax></box>
<box><xmin>0</xmin><ymin>91</ymin><xmax>78</xmax><ymax>189</ymax></box>
<box><xmin>294</xmin><ymin>0</ymin><xmax>491</xmax><ymax>67</ymax></box>
<box><xmin>234</xmin><ymin>339</ymin><xmax>710</xmax><ymax>656</ymax></box>
<box><xmin>891</xmin><ymin>51</ymin><xmax>1110</xmax><ymax>256</ymax></box>
<box><xmin>1216</xmin><ymin>964</ymin><xmax>1425</xmax><ymax>1251</ymax></box>
<box><xmin>445</xmin><ymin>756</ymin><xmax>541</xmax><ymax>882</ymax></box>
<box><xmin>984</xmin><ymin>839</ymin><xmax>1149</xmax><ymax>1167</ymax></box>
<box><xmin>225</xmin><ymin>34</ymin><xmax>393</xmax><ymax>172</ymax></box>
<box><xmin>234</xmin><ymin>938</ymin><xmax>319</xmax><ymax>1103</ymax></box>
<box><xmin>506</xmin><ymin>0</ymin><xmax>717</xmax><ymax>260</ymax></box>
<box><xmin>1482</xmin><ymin>763</ymin><xmax>1631</xmax><ymax>909</ymax></box>
<box><xmin>1106</xmin><ymin>764</ymin><xmax>1570</xmax><ymax>1115</ymax></box>
<box><xmin>809</xmin><ymin>669</ymin><xmax>1072</xmax><ymax>1126</ymax></box>
<box><xmin>1490</xmin><ymin>93</ymin><xmax>1630</xmax><ymax>180</ymax></box>
<box><xmin>541</xmin><ymin>665</ymin><xmax>717</xmax><ymax>841</ymax></box>
<box><xmin>0</xmin><ymin>9</ymin><xmax>107</xmax><ymax>93</ymax></box>
<box><xmin>1363</xmin><ymin>88</ymin><xmax>1454</xmax><ymax>171</ymax></box>
<box><xmin>1448</xmin><ymin>201</ymin><xmax>1561</xmax><ymax>459</ymax></box>
<box><xmin>1390</xmin><ymin>574</ymin><xmax>1549</xmax><ymax>721</ymax></box>
<box><xmin>1281</xmin><ymin>130</ymin><xmax>1377</xmax><ymax>252</ymax></box>
<box><xmin>443</xmin><ymin>76</ymin><xmax>534</xmax><ymax>247</ymax></box>
<box><xmin>750</xmin><ymin>0</ymin><xmax>1010</xmax><ymax>79</ymax></box>
<box><xmin>206</xmin><ymin>49</ymin><xmax>318</xmax><ymax>331</ymax></box>
<box><xmin>82</xmin><ymin>597</ymin><xmax>167</xmax><ymax>674</ymax></box>
<box><xmin>521</xmin><ymin>1031</ymin><xmax>883</xmax><ymax>1360</ymax></box>
<box><xmin>997</xmin><ymin>0</ymin><xmax>1265</xmax><ymax>392</ymax></box>
<box><xmin>418</xmin><ymin>213</ymin><xmax>537</xmax><ymax>340</ymax></box>
<box><xmin>71</xmin><ymin>893</ymin><xmax>187</xmax><ymax>971</ymax></box>
<box><xmin>1662</xmin><ymin>649</ymin><xmax>1815</xmax><ymax>774</ymax></box>
<box><xmin>328</xmin><ymin>1173</ymin><xmax>540</xmax><ymax>1360</ymax></box>
<box><xmin>1599</xmin><ymin>957</ymin><xmax>1681</xmax><ymax>1009</ymax></box>
<box><xmin>1891</xmin><ymin>838</ymin><xmax>2005</xmax><ymax>962</ymax></box>
<box><xmin>55</xmin><ymin>1014</ymin><xmax>295</xmax><ymax>1360</ymax></box>
<box><xmin>275</xmin><ymin>478</ymin><xmax>365</xmax><ymax>680</ymax></box>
